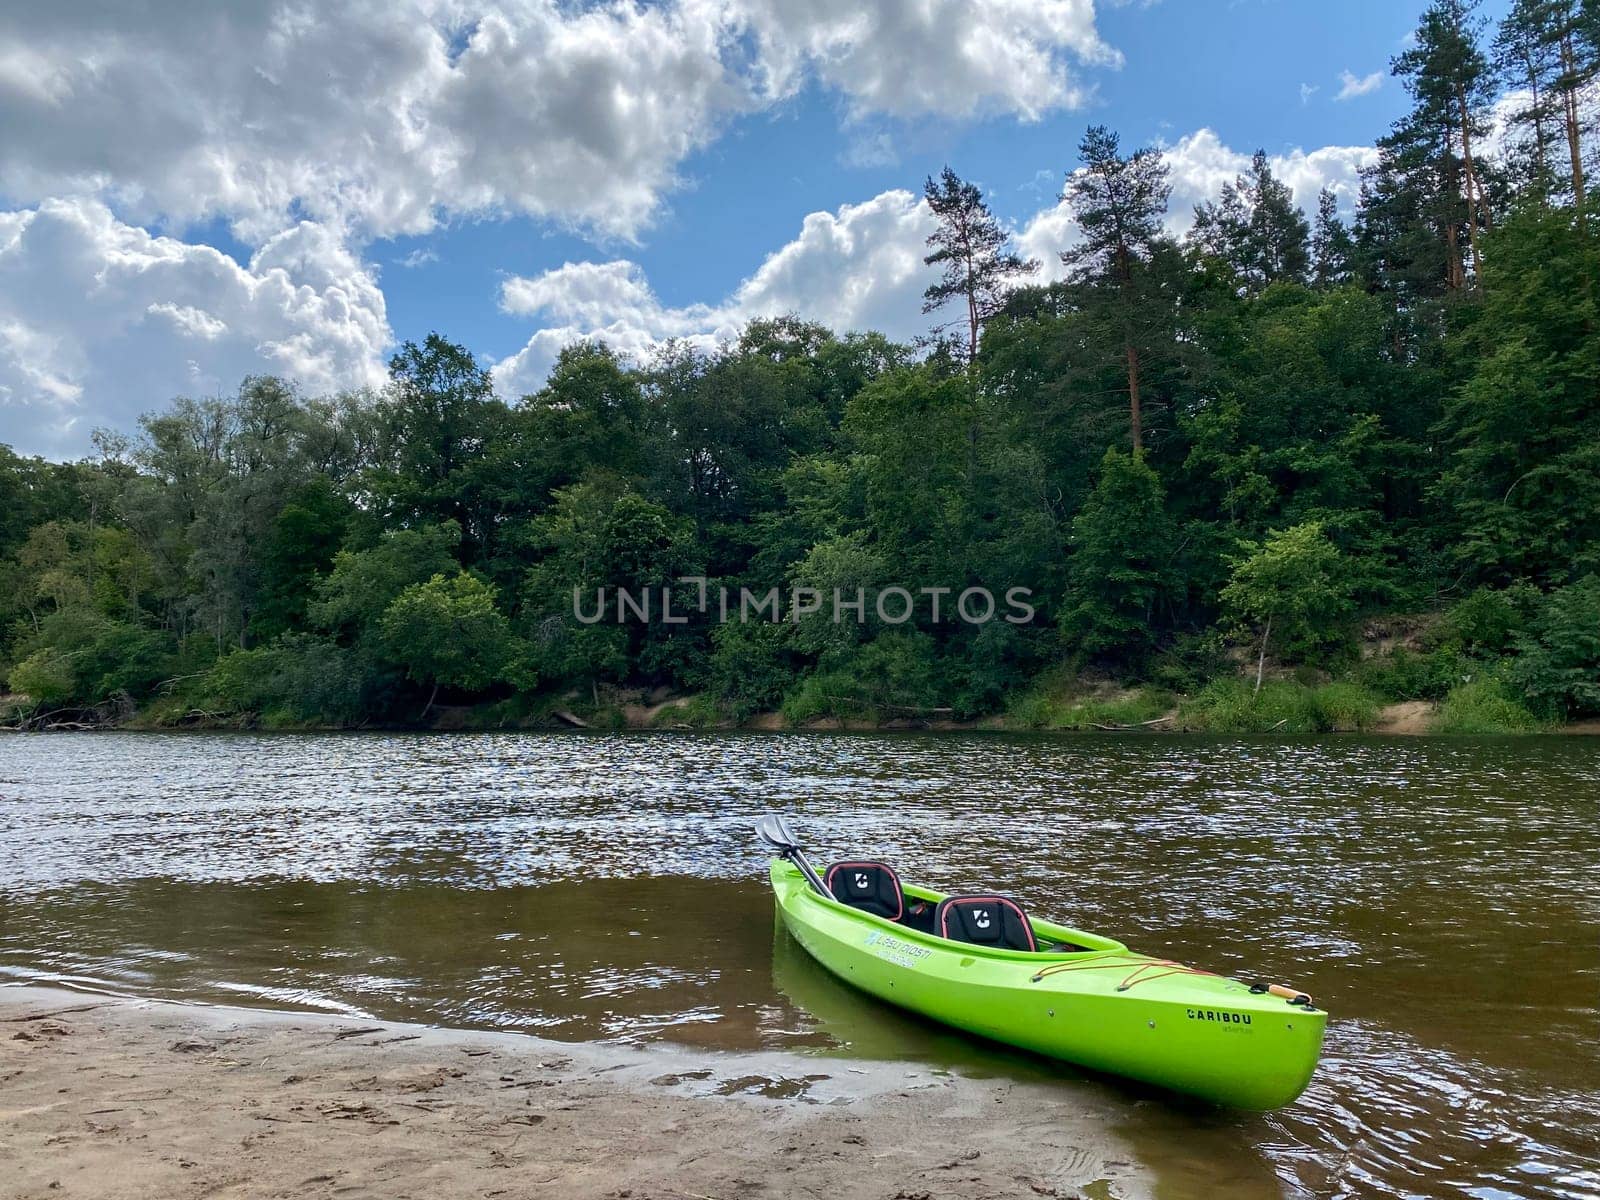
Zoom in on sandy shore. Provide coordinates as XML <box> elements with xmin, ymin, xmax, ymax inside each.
<box><xmin>1</xmin><ymin>985</ymin><xmax>1148</xmax><ymax>1200</ymax></box>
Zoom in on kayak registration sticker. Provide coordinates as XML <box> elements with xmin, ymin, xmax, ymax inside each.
<box><xmin>864</xmin><ymin>930</ymin><xmax>931</xmax><ymax>968</ymax></box>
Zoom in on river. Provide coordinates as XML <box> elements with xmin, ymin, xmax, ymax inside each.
<box><xmin>1</xmin><ymin>730</ymin><xmax>1596</xmax><ymax>1198</ymax></box>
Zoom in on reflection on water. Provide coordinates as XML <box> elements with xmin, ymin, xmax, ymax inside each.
<box><xmin>1</xmin><ymin>730</ymin><xmax>1598</xmax><ymax>1199</ymax></box>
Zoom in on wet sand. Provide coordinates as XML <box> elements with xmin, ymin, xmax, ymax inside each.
<box><xmin>1</xmin><ymin>985</ymin><xmax>1148</xmax><ymax>1200</ymax></box>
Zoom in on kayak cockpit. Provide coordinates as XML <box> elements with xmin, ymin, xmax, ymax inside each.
<box><xmin>819</xmin><ymin>859</ymin><xmax>1123</xmax><ymax>957</ymax></box>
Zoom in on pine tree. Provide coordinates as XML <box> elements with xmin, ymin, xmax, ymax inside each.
<box><xmin>1494</xmin><ymin>0</ymin><xmax>1564</xmax><ymax>199</ymax></box>
<box><xmin>1495</xmin><ymin>0</ymin><xmax>1600</xmax><ymax>223</ymax></box>
<box><xmin>1311</xmin><ymin>188</ymin><xmax>1356</xmax><ymax>287</ymax></box>
<box><xmin>921</xmin><ymin>167</ymin><xmax>1038</xmax><ymax>363</ymax></box>
<box><xmin>1190</xmin><ymin>150</ymin><xmax>1311</xmax><ymax>291</ymax></box>
<box><xmin>1393</xmin><ymin>0</ymin><xmax>1496</xmax><ymax>285</ymax></box>
<box><xmin>1061</xmin><ymin>126</ymin><xmax>1172</xmax><ymax>452</ymax></box>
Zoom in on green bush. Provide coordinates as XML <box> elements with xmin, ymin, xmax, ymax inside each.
<box><xmin>1439</xmin><ymin>585</ymin><xmax>1535</xmax><ymax>655</ymax></box>
<box><xmin>1005</xmin><ymin>683</ymin><xmax>1175</xmax><ymax>730</ymax></box>
<box><xmin>1180</xmin><ymin>678</ymin><xmax>1381</xmax><ymax>733</ymax></box>
<box><xmin>702</xmin><ymin>621</ymin><xmax>798</xmax><ymax>720</ymax></box>
<box><xmin>1512</xmin><ymin>575</ymin><xmax>1600</xmax><ymax>720</ymax></box>
<box><xmin>1311</xmin><ymin>681</ymin><xmax>1381</xmax><ymax>731</ymax></box>
<box><xmin>1149</xmin><ymin>630</ymin><xmax>1230</xmax><ymax>693</ymax></box>
<box><xmin>1435</xmin><ymin>676</ymin><xmax>1545</xmax><ymax>734</ymax></box>
<box><xmin>1355</xmin><ymin>646</ymin><xmax>1472</xmax><ymax>701</ymax></box>
<box><xmin>650</xmin><ymin>694</ymin><xmax>727</xmax><ymax>729</ymax></box>
<box><xmin>188</xmin><ymin>635</ymin><xmax>373</xmax><ymax>726</ymax></box>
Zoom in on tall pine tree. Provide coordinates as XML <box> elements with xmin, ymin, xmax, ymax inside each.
<box><xmin>1061</xmin><ymin>126</ymin><xmax>1172</xmax><ymax>452</ymax></box>
<box><xmin>1190</xmin><ymin>150</ymin><xmax>1312</xmax><ymax>292</ymax></box>
<box><xmin>921</xmin><ymin>167</ymin><xmax>1038</xmax><ymax>363</ymax></box>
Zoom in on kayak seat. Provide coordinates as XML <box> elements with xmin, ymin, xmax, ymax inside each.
<box><xmin>934</xmin><ymin>895</ymin><xmax>1038</xmax><ymax>953</ymax></box>
<box><xmin>824</xmin><ymin>861</ymin><xmax>904</xmax><ymax>921</ymax></box>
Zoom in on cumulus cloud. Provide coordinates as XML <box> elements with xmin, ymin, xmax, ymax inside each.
<box><xmin>1018</xmin><ymin>128</ymin><xmax>1377</xmax><ymax>281</ymax></box>
<box><xmin>0</xmin><ymin>0</ymin><xmax>1116</xmax><ymax>244</ymax></box>
<box><xmin>499</xmin><ymin>124</ymin><xmax>1380</xmax><ymax>392</ymax></box>
<box><xmin>0</xmin><ymin>199</ymin><xmax>390</xmax><ymax>458</ymax></box>
<box><xmin>1335</xmin><ymin>69</ymin><xmax>1385</xmax><ymax>101</ymax></box>
<box><xmin>494</xmin><ymin>189</ymin><xmax>937</xmax><ymax>395</ymax></box>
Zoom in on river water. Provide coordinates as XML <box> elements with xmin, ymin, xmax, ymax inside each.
<box><xmin>1</xmin><ymin>731</ymin><xmax>1596</xmax><ymax>1198</ymax></box>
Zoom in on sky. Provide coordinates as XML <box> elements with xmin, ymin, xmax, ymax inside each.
<box><xmin>0</xmin><ymin>0</ymin><xmax>1511</xmax><ymax>460</ymax></box>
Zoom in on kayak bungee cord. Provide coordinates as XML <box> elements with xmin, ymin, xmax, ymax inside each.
<box><xmin>1029</xmin><ymin>952</ymin><xmax>1219</xmax><ymax>991</ymax></box>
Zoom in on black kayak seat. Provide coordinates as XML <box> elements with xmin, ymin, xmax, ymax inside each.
<box><xmin>934</xmin><ymin>894</ymin><xmax>1038</xmax><ymax>953</ymax></box>
<box><xmin>824</xmin><ymin>860</ymin><xmax>904</xmax><ymax>921</ymax></box>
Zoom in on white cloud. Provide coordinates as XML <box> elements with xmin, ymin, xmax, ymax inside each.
<box><xmin>1335</xmin><ymin>69</ymin><xmax>1384</xmax><ymax>101</ymax></box>
<box><xmin>494</xmin><ymin>189</ymin><xmax>937</xmax><ymax>395</ymax></box>
<box><xmin>741</xmin><ymin>0</ymin><xmax>1117</xmax><ymax>122</ymax></box>
<box><xmin>1300</xmin><ymin>83</ymin><xmax>1319</xmax><ymax>105</ymax></box>
<box><xmin>0</xmin><ymin>199</ymin><xmax>390</xmax><ymax>458</ymax></box>
<box><xmin>499</xmin><ymin>125</ymin><xmax>1381</xmax><ymax>392</ymax></box>
<box><xmin>1019</xmin><ymin>129</ymin><xmax>1376</xmax><ymax>282</ymax></box>
<box><xmin>0</xmin><ymin>1</ymin><xmax>1116</xmax><ymax>245</ymax></box>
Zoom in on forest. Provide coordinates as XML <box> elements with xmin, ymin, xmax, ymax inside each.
<box><xmin>3</xmin><ymin>0</ymin><xmax>1598</xmax><ymax>735</ymax></box>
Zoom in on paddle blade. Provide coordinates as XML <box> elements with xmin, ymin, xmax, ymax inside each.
<box><xmin>756</xmin><ymin>813</ymin><xmax>801</xmax><ymax>852</ymax></box>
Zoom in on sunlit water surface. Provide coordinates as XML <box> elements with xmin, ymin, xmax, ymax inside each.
<box><xmin>1</xmin><ymin>731</ymin><xmax>1596</xmax><ymax>1199</ymax></box>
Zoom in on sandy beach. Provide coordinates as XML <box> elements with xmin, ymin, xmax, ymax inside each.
<box><xmin>1</xmin><ymin>985</ymin><xmax>1148</xmax><ymax>1200</ymax></box>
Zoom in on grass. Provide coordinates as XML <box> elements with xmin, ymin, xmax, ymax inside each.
<box><xmin>1179</xmin><ymin>678</ymin><xmax>1382</xmax><ymax>733</ymax></box>
<box><xmin>1433</xmin><ymin>676</ymin><xmax>1546</xmax><ymax>734</ymax></box>
<box><xmin>1005</xmin><ymin>682</ymin><xmax>1176</xmax><ymax>730</ymax></box>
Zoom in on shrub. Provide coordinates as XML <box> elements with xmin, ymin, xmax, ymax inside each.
<box><xmin>1355</xmin><ymin>647</ymin><xmax>1472</xmax><ymax>701</ymax></box>
<box><xmin>1180</xmin><ymin>678</ymin><xmax>1381</xmax><ymax>733</ymax></box>
<box><xmin>1311</xmin><ymin>681</ymin><xmax>1381</xmax><ymax>731</ymax></box>
<box><xmin>1006</xmin><ymin>683</ymin><xmax>1175</xmax><ymax>730</ymax></box>
<box><xmin>1439</xmin><ymin>585</ymin><xmax>1536</xmax><ymax>655</ymax></box>
<box><xmin>1512</xmin><ymin>575</ymin><xmax>1600</xmax><ymax>720</ymax></box>
<box><xmin>1435</xmin><ymin>676</ymin><xmax>1544</xmax><ymax>734</ymax></box>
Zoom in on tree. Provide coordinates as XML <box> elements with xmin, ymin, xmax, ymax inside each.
<box><xmin>1190</xmin><ymin>150</ymin><xmax>1312</xmax><ymax>291</ymax></box>
<box><xmin>1513</xmin><ymin>575</ymin><xmax>1600</xmax><ymax>717</ymax></box>
<box><xmin>1062</xmin><ymin>448</ymin><xmax>1179</xmax><ymax>664</ymax></box>
<box><xmin>1220</xmin><ymin>522</ymin><xmax>1351</xmax><ymax>691</ymax></box>
<box><xmin>1495</xmin><ymin>0</ymin><xmax>1565</xmax><ymax>199</ymax></box>
<box><xmin>370</xmin><ymin>334</ymin><xmax>506</xmax><ymax>563</ymax></box>
<box><xmin>1061</xmin><ymin>126</ymin><xmax>1173</xmax><ymax>451</ymax></box>
<box><xmin>310</xmin><ymin>523</ymin><xmax>462</xmax><ymax>640</ymax></box>
<box><xmin>1392</xmin><ymin>0</ymin><xmax>1497</xmax><ymax>287</ymax></box>
<box><xmin>1311</xmin><ymin>189</ymin><xmax>1356</xmax><ymax>287</ymax></box>
<box><xmin>921</xmin><ymin>166</ymin><xmax>1038</xmax><ymax>363</ymax></box>
<box><xmin>379</xmin><ymin>572</ymin><xmax>516</xmax><ymax>716</ymax></box>
<box><xmin>1494</xmin><ymin>0</ymin><xmax>1599</xmax><ymax>222</ymax></box>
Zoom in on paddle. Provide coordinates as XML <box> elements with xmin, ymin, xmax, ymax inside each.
<box><xmin>756</xmin><ymin>814</ymin><xmax>829</xmax><ymax>897</ymax></box>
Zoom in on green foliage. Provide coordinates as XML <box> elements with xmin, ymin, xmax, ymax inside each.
<box><xmin>1356</xmin><ymin>647</ymin><xmax>1474</xmax><ymax>701</ymax></box>
<box><xmin>309</xmin><ymin>523</ymin><xmax>461</xmax><ymax>638</ymax></box>
<box><xmin>1005</xmin><ymin>680</ymin><xmax>1175</xmax><ymax>730</ymax></box>
<box><xmin>1221</xmin><ymin>521</ymin><xmax>1352</xmax><ymax>665</ymax></box>
<box><xmin>379</xmin><ymin>572</ymin><xmax>518</xmax><ymax>703</ymax></box>
<box><xmin>1435</xmin><ymin>675</ymin><xmax>1546</xmax><ymax>734</ymax></box>
<box><xmin>1512</xmin><ymin>575</ymin><xmax>1600</xmax><ymax>718</ymax></box>
<box><xmin>4</xmin><ymin>37</ymin><xmax>1600</xmax><ymax>734</ymax></box>
<box><xmin>781</xmin><ymin>632</ymin><xmax>939</xmax><ymax>724</ymax></box>
<box><xmin>1063</xmin><ymin>449</ymin><xmax>1178</xmax><ymax>663</ymax></box>
<box><xmin>702</xmin><ymin>621</ymin><xmax>798</xmax><ymax>721</ymax></box>
<box><xmin>1441</xmin><ymin>586</ymin><xmax>1536</xmax><ymax>654</ymax></box>
<box><xmin>1181</xmin><ymin>678</ymin><xmax>1382</xmax><ymax>733</ymax></box>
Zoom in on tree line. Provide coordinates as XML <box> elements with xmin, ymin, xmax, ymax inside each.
<box><xmin>3</xmin><ymin>0</ymin><xmax>1598</xmax><ymax>733</ymax></box>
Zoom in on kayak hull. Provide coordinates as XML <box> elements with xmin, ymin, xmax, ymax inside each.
<box><xmin>770</xmin><ymin>860</ymin><xmax>1325</xmax><ymax>1110</ymax></box>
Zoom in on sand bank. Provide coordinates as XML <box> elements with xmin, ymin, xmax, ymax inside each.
<box><xmin>1</xmin><ymin>985</ymin><xmax>1148</xmax><ymax>1200</ymax></box>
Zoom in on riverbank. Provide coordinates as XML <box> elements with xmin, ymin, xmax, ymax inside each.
<box><xmin>9</xmin><ymin>689</ymin><xmax>1599</xmax><ymax>736</ymax></box>
<box><xmin>0</xmin><ymin>985</ymin><xmax>1149</xmax><ymax>1200</ymax></box>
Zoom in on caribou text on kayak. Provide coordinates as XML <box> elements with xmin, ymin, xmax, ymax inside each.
<box><xmin>757</xmin><ymin>815</ymin><xmax>1326</xmax><ymax>1110</ymax></box>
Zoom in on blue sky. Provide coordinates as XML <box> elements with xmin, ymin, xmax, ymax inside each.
<box><xmin>0</xmin><ymin>0</ymin><xmax>1510</xmax><ymax>458</ymax></box>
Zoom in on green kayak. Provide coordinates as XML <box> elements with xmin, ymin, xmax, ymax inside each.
<box><xmin>760</xmin><ymin>820</ymin><xmax>1326</xmax><ymax>1110</ymax></box>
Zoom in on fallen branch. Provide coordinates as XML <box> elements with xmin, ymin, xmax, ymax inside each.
<box><xmin>552</xmin><ymin>709</ymin><xmax>590</xmax><ymax>728</ymax></box>
<box><xmin>1088</xmin><ymin>715</ymin><xmax>1175</xmax><ymax>731</ymax></box>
